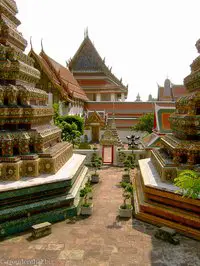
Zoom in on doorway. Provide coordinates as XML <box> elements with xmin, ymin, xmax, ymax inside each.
<box><xmin>102</xmin><ymin>145</ymin><xmax>113</xmax><ymax>164</ymax></box>
<box><xmin>92</xmin><ymin>126</ymin><xmax>99</xmax><ymax>143</ymax></box>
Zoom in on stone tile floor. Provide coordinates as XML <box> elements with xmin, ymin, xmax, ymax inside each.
<box><xmin>0</xmin><ymin>167</ymin><xmax>200</xmax><ymax>266</ymax></box>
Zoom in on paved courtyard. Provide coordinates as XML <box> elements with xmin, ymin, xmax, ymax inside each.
<box><xmin>0</xmin><ymin>167</ymin><xmax>199</xmax><ymax>266</ymax></box>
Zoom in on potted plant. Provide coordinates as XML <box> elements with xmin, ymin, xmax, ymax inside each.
<box><xmin>119</xmin><ymin>182</ymin><xmax>134</xmax><ymax>218</ymax></box>
<box><xmin>80</xmin><ymin>182</ymin><xmax>93</xmax><ymax>215</ymax></box>
<box><xmin>90</xmin><ymin>153</ymin><xmax>102</xmax><ymax>183</ymax></box>
<box><xmin>122</xmin><ymin>154</ymin><xmax>135</xmax><ymax>183</ymax></box>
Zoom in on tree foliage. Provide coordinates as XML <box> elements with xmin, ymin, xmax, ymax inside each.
<box><xmin>123</xmin><ymin>154</ymin><xmax>136</xmax><ymax>175</ymax></box>
<box><xmin>120</xmin><ymin>182</ymin><xmax>134</xmax><ymax>209</ymax></box>
<box><xmin>174</xmin><ymin>170</ymin><xmax>200</xmax><ymax>199</ymax></box>
<box><xmin>60</xmin><ymin>121</ymin><xmax>81</xmax><ymax>147</ymax></box>
<box><xmin>80</xmin><ymin>181</ymin><xmax>92</xmax><ymax>207</ymax></box>
<box><xmin>57</xmin><ymin>115</ymin><xmax>84</xmax><ymax>134</ymax></box>
<box><xmin>132</xmin><ymin>113</ymin><xmax>154</xmax><ymax>134</ymax></box>
<box><xmin>90</xmin><ymin>153</ymin><xmax>102</xmax><ymax>175</ymax></box>
<box><xmin>52</xmin><ymin>104</ymin><xmax>84</xmax><ymax>147</ymax></box>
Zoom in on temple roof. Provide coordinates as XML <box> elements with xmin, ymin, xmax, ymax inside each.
<box><xmin>29</xmin><ymin>49</ymin><xmax>88</xmax><ymax>102</ymax></box>
<box><xmin>68</xmin><ymin>36</ymin><xmax>128</xmax><ymax>92</ymax></box>
<box><xmin>157</xmin><ymin>79</ymin><xmax>187</xmax><ymax>101</ymax></box>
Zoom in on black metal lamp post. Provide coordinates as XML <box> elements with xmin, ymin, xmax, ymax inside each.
<box><xmin>126</xmin><ymin>135</ymin><xmax>140</xmax><ymax>154</ymax></box>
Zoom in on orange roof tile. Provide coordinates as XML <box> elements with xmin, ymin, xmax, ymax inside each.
<box><xmin>41</xmin><ymin>52</ymin><xmax>88</xmax><ymax>102</ymax></box>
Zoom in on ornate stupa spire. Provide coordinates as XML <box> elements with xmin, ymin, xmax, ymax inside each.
<box><xmin>0</xmin><ymin>0</ymin><xmax>73</xmax><ymax>180</ymax></box>
<box><xmin>135</xmin><ymin>93</ymin><xmax>141</xmax><ymax>102</ymax></box>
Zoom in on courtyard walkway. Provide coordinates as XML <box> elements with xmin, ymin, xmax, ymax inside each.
<box><xmin>0</xmin><ymin>167</ymin><xmax>200</xmax><ymax>266</ymax></box>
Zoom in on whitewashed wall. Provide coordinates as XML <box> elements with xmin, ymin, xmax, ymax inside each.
<box><xmin>74</xmin><ymin>148</ymin><xmax>146</xmax><ymax>166</ymax></box>
<box><xmin>74</xmin><ymin>149</ymin><xmax>101</xmax><ymax>165</ymax></box>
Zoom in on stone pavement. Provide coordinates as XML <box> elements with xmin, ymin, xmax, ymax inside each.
<box><xmin>0</xmin><ymin>167</ymin><xmax>200</xmax><ymax>266</ymax></box>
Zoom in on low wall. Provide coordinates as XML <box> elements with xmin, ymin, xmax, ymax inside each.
<box><xmin>74</xmin><ymin>148</ymin><xmax>147</xmax><ymax>167</ymax></box>
<box><xmin>115</xmin><ymin>149</ymin><xmax>146</xmax><ymax>166</ymax></box>
<box><xmin>74</xmin><ymin>149</ymin><xmax>101</xmax><ymax>165</ymax></box>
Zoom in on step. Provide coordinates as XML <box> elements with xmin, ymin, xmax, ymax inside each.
<box><xmin>134</xmin><ymin>170</ymin><xmax>200</xmax><ymax>240</ymax></box>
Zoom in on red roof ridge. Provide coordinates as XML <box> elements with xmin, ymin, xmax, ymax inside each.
<box><xmin>40</xmin><ymin>50</ymin><xmax>88</xmax><ymax>102</ymax></box>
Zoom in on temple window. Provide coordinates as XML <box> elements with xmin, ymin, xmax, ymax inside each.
<box><xmin>4</xmin><ymin>124</ymin><xmax>18</xmax><ymax>131</ymax></box>
<box><xmin>101</xmin><ymin>94</ymin><xmax>110</xmax><ymax>101</ymax></box>
<box><xmin>30</xmin><ymin>99</ymin><xmax>37</xmax><ymax>105</ymax></box>
<box><xmin>180</xmin><ymin>154</ymin><xmax>187</xmax><ymax>164</ymax></box>
<box><xmin>4</xmin><ymin>96</ymin><xmax>8</xmax><ymax>105</ymax></box>
<box><xmin>196</xmin><ymin>107</ymin><xmax>200</xmax><ymax>115</ymax></box>
<box><xmin>29</xmin><ymin>144</ymin><xmax>35</xmax><ymax>153</ymax></box>
<box><xmin>17</xmin><ymin>96</ymin><xmax>21</xmax><ymax>105</ymax></box>
<box><xmin>13</xmin><ymin>146</ymin><xmax>19</xmax><ymax>156</ymax></box>
<box><xmin>18</xmin><ymin>124</ymin><xmax>30</xmax><ymax>130</ymax></box>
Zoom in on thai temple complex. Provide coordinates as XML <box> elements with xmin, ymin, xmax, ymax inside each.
<box><xmin>0</xmin><ymin>0</ymin><xmax>199</xmax><ymax>247</ymax></box>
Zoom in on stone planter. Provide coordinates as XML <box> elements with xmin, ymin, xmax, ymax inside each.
<box><xmin>81</xmin><ymin>204</ymin><xmax>93</xmax><ymax>216</ymax></box>
<box><xmin>119</xmin><ymin>206</ymin><xmax>133</xmax><ymax>218</ymax></box>
<box><xmin>122</xmin><ymin>174</ymin><xmax>130</xmax><ymax>183</ymax></box>
<box><xmin>91</xmin><ymin>174</ymin><xmax>99</xmax><ymax>183</ymax></box>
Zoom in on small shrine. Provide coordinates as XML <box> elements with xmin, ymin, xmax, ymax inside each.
<box><xmin>135</xmin><ymin>39</ymin><xmax>200</xmax><ymax>240</ymax></box>
<box><xmin>0</xmin><ymin>0</ymin><xmax>88</xmax><ymax>237</ymax></box>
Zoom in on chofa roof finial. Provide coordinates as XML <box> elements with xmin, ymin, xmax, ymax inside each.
<box><xmin>30</xmin><ymin>36</ymin><xmax>33</xmax><ymax>50</ymax></box>
<box><xmin>41</xmin><ymin>38</ymin><xmax>44</xmax><ymax>52</ymax></box>
<box><xmin>84</xmin><ymin>27</ymin><xmax>89</xmax><ymax>39</ymax></box>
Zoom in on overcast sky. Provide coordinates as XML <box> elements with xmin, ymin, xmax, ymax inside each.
<box><xmin>17</xmin><ymin>0</ymin><xmax>199</xmax><ymax>101</ymax></box>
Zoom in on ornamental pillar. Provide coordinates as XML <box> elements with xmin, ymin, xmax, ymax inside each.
<box><xmin>111</xmin><ymin>93</ymin><xmax>115</xmax><ymax>101</ymax></box>
<box><xmin>121</xmin><ymin>93</ymin><xmax>125</xmax><ymax>102</ymax></box>
<box><xmin>19</xmin><ymin>133</ymin><xmax>30</xmax><ymax>155</ymax></box>
<box><xmin>2</xmin><ymin>134</ymin><xmax>13</xmax><ymax>157</ymax></box>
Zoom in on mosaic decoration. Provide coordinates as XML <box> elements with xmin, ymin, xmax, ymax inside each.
<box><xmin>151</xmin><ymin>40</ymin><xmax>200</xmax><ymax>181</ymax></box>
<box><xmin>0</xmin><ymin>0</ymin><xmax>73</xmax><ymax>181</ymax></box>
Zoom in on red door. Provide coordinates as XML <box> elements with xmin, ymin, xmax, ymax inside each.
<box><xmin>102</xmin><ymin>145</ymin><xmax>113</xmax><ymax>164</ymax></box>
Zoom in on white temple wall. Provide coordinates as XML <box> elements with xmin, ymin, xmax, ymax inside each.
<box><xmin>74</xmin><ymin>149</ymin><xmax>101</xmax><ymax>165</ymax></box>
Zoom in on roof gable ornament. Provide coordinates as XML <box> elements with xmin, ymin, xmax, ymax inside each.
<box><xmin>136</xmin><ymin>93</ymin><xmax>141</xmax><ymax>102</ymax></box>
<box><xmin>84</xmin><ymin>27</ymin><xmax>89</xmax><ymax>39</ymax></box>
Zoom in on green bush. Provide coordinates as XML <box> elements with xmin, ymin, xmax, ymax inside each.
<box><xmin>123</xmin><ymin>154</ymin><xmax>136</xmax><ymax>175</ymax></box>
<box><xmin>80</xmin><ymin>182</ymin><xmax>92</xmax><ymax>207</ymax></box>
<box><xmin>132</xmin><ymin>113</ymin><xmax>154</xmax><ymax>134</ymax></box>
<box><xmin>78</xmin><ymin>142</ymin><xmax>91</xmax><ymax>149</ymax></box>
<box><xmin>174</xmin><ymin>170</ymin><xmax>200</xmax><ymax>199</ymax></box>
<box><xmin>57</xmin><ymin>115</ymin><xmax>84</xmax><ymax>134</ymax></box>
<box><xmin>90</xmin><ymin>153</ymin><xmax>102</xmax><ymax>175</ymax></box>
<box><xmin>120</xmin><ymin>182</ymin><xmax>134</xmax><ymax>209</ymax></box>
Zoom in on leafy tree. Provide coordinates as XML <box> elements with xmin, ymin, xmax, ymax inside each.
<box><xmin>123</xmin><ymin>154</ymin><xmax>136</xmax><ymax>176</ymax></box>
<box><xmin>132</xmin><ymin>113</ymin><xmax>154</xmax><ymax>134</ymax></box>
<box><xmin>174</xmin><ymin>170</ymin><xmax>200</xmax><ymax>199</ymax></box>
<box><xmin>57</xmin><ymin>115</ymin><xmax>84</xmax><ymax>134</ymax></box>
<box><xmin>120</xmin><ymin>182</ymin><xmax>134</xmax><ymax>209</ymax></box>
<box><xmin>90</xmin><ymin>153</ymin><xmax>102</xmax><ymax>175</ymax></box>
<box><xmin>60</xmin><ymin>121</ymin><xmax>81</xmax><ymax>147</ymax></box>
